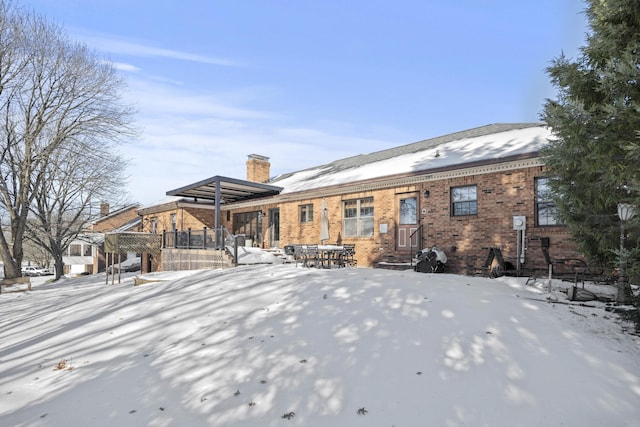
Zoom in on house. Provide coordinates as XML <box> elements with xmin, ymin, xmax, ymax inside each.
<box><xmin>63</xmin><ymin>203</ymin><xmax>141</xmax><ymax>275</ymax></box>
<box><xmin>138</xmin><ymin>123</ymin><xmax>581</xmax><ymax>275</ymax></box>
<box><xmin>91</xmin><ymin>203</ymin><xmax>141</xmax><ymax>234</ymax></box>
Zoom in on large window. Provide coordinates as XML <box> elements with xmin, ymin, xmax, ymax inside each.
<box><xmin>535</xmin><ymin>177</ymin><xmax>560</xmax><ymax>226</ymax></box>
<box><xmin>233</xmin><ymin>211</ymin><xmax>262</xmax><ymax>241</ymax></box>
<box><xmin>299</xmin><ymin>204</ymin><xmax>313</xmax><ymax>223</ymax></box>
<box><xmin>451</xmin><ymin>185</ymin><xmax>477</xmax><ymax>216</ymax></box>
<box><xmin>343</xmin><ymin>197</ymin><xmax>374</xmax><ymax>237</ymax></box>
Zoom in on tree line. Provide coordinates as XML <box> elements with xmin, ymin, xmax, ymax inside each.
<box><xmin>0</xmin><ymin>0</ymin><xmax>135</xmax><ymax>280</ymax></box>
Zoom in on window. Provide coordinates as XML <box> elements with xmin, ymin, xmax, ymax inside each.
<box><xmin>69</xmin><ymin>244</ymin><xmax>82</xmax><ymax>256</ymax></box>
<box><xmin>343</xmin><ymin>197</ymin><xmax>374</xmax><ymax>237</ymax></box>
<box><xmin>83</xmin><ymin>245</ymin><xmax>92</xmax><ymax>256</ymax></box>
<box><xmin>536</xmin><ymin>177</ymin><xmax>560</xmax><ymax>226</ymax></box>
<box><xmin>151</xmin><ymin>217</ymin><xmax>157</xmax><ymax>234</ymax></box>
<box><xmin>232</xmin><ymin>211</ymin><xmax>262</xmax><ymax>240</ymax></box>
<box><xmin>299</xmin><ymin>204</ymin><xmax>313</xmax><ymax>223</ymax></box>
<box><xmin>451</xmin><ymin>185</ymin><xmax>477</xmax><ymax>216</ymax></box>
<box><xmin>400</xmin><ymin>197</ymin><xmax>417</xmax><ymax>224</ymax></box>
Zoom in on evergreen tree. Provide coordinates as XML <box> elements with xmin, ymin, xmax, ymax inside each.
<box><xmin>541</xmin><ymin>0</ymin><xmax>640</xmax><ymax>301</ymax></box>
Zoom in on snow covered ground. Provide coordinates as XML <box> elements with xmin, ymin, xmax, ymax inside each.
<box><xmin>235</xmin><ymin>247</ymin><xmax>285</xmax><ymax>265</ymax></box>
<box><xmin>1</xmin><ymin>264</ymin><xmax>639</xmax><ymax>426</ymax></box>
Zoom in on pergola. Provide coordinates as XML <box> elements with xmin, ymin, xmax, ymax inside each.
<box><xmin>165</xmin><ymin>175</ymin><xmax>283</xmax><ymax>228</ymax></box>
<box><xmin>104</xmin><ymin>232</ymin><xmax>163</xmax><ymax>284</ymax></box>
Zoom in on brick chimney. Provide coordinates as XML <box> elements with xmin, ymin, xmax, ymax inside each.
<box><xmin>100</xmin><ymin>203</ymin><xmax>110</xmax><ymax>217</ymax></box>
<box><xmin>246</xmin><ymin>154</ymin><xmax>271</xmax><ymax>183</ymax></box>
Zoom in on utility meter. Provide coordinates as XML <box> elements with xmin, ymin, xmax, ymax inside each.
<box><xmin>513</xmin><ymin>215</ymin><xmax>526</xmax><ymax>231</ymax></box>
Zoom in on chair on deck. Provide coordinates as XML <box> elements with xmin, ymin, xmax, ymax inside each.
<box><xmin>340</xmin><ymin>244</ymin><xmax>356</xmax><ymax>267</ymax></box>
<box><xmin>283</xmin><ymin>245</ymin><xmax>296</xmax><ymax>264</ymax></box>
<box><xmin>303</xmin><ymin>245</ymin><xmax>320</xmax><ymax>267</ymax></box>
<box><xmin>292</xmin><ymin>245</ymin><xmax>305</xmax><ymax>267</ymax></box>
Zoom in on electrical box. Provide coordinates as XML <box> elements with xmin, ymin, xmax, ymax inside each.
<box><xmin>513</xmin><ymin>216</ymin><xmax>526</xmax><ymax>231</ymax></box>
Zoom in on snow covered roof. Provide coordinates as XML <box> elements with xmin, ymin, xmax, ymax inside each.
<box><xmin>111</xmin><ymin>217</ymin><xmax>141</xmax><ymax>233</ymax></box>
<box><xmin>271</xmin><ymin>123</ymin><xmax>551</xmax><ymax>194</ymax></box>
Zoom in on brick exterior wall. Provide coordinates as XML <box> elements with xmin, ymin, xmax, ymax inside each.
<box><xmin>141</xmin><ymin>206</ymin><xmax>216</xmax><ymax>234</ymax></box>
<box><xmin>416</xmin><ymin>166</ymin><xmax>578</xmax><ymax>274</ymax></box>
<box><xmin>92</xmin><ymin>206</ymin><xmax>139</xmax><ymax>232</ymax></box>
<box><xmin>246</xmin><ymin>164</ymin><xmax>579</xmax><ymax>274</ymax></box>
<box><xmin>139</xmin><ymin>204</ymin><xmax>217</xmax><ymax>272</ymax></box>
<box><xmin>139</xmin><ymin>163</ymin><xmax>581</xmax><ymax>275</ymax></box>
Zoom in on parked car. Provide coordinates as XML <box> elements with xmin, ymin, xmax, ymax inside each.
<box><xmin>107</xmin><ymin>257</ymin><xmax>141</xmax><ymax>274</ymax></box>
<box><xmin>21</xmin><ymin>266</ymin><xmax>52</xmax><ymax>276</ymax></box>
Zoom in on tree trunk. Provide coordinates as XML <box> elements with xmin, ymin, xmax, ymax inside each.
<box><xmin>616</xmin><ymin>277</ymin><xmax>633</xmax><ymax>304</ymax></box>
<box><xmin>1</xmin><ymin>247</ymin><xmax>22</xmax><ymax>279</ymax></box>
<box><xmin>53</xmin><ymin>253</ymin><xmax>65</xmax><ymax>281</ymax></box>
<box><xmin>0</xmin><ymin>227</ymin><xmax>21</xmax><ymax>279</ymax></box>
<box><xmin>2</xmin><ymin>259</ymin><xmax>21</xmax><ymax>280</ymax></box>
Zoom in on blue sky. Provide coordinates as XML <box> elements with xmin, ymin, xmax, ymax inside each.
<box><xmin>26</xmin><ymin>0</ymin><xmax>588</xmax><ymax>205</ymax></box>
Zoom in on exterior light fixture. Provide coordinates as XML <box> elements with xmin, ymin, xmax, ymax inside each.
<box><xmin>618</xmin><ymin>202</ymin><xmax>635</xmax><ymax>222</ymax></box>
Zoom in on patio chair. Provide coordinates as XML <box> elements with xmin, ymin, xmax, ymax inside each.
<box><xmin>303</xmin><ymin>245</ymin><xmax>320</xmax><ymax>267</ymax></box>
<box><xmin>322</xmin><ymin>245</ymin><xmax>342</xmax><ymax>268</ymax></box>
<box><xmin>341</xmin><ymin>244</ymin><xmax>356</xmax><ymax>267</ymax></box>
<box><xmin>292</xmin><ymin>245</ymin><xmax>305</xmax><ymax>267</ymax></box>
<box><xmin>283</xmin><ymin>245</ymin><xmax>296</xmax><ymax>264</ymax></box>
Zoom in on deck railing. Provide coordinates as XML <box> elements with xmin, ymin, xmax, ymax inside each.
<box><xmin>163</xmin><ymin>227</ymin><xmax>236</xmax><ymax>251</ymax></box>
<box><xmin>163</xmin><ymin>227</ymin><xmax>240</xmax><ymax>265</ymax></box>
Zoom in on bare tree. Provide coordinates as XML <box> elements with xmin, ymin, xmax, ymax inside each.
<box><xmin>27</xmin><ymin>141</ymin><xmax>129</xmax><ymax>280</ymax></box>
<box><xmin>0</xmin><ymin>1</ymin><xmax>135</xmax><ymax>279</ymax></box>
<box><xmin>22</xmin><ymin>237</ymin><xmax>52</xmax><ymax>270</ymax></box>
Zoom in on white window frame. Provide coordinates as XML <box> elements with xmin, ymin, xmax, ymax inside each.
<box><xmin>535</xmin><ymin>177</ymin><xmax>560</xmax><ymax>226</ymax></box>
<box><xmin>299</xmin><ymin>204</ymin><xmax>314</xmax><ymax>223</ymax></box>
<box><xmin>343</xmin><ymin>197</ymin><xmax>374</xmax><ymax>237</ymax></box>
<box><xmin>451</xmin><ymin>185</ymin><xmax>478</xmax><ymax>216</ymax></box>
